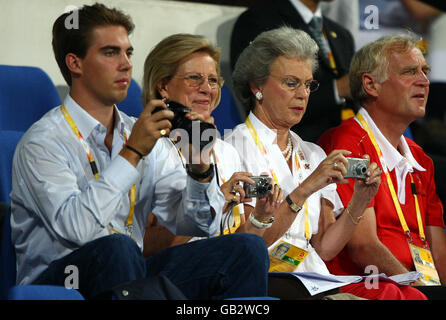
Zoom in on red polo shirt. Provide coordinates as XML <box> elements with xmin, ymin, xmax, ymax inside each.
<box><xmin>318</xmin><ymin>118</ymin><xmax>445</xmax><ymax>276</ymax></box>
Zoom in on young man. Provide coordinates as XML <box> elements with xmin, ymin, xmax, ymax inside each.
<box><xmin>318</xmin><ymin>34</ymin><xmax>446</xmax><ymax>299</ymax></box>
<box><xmin>10</xmin><ymin>3</ymin><xmax>269</xmax><ymax>299</ymax></box>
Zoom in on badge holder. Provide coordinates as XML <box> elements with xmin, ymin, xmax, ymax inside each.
<box><xmin>407</xmin><ymin>232</ymin><xmax>441</xmax><ymax>286</ymax></box>
<box><xmin>268</xmin><ymin>240</ymin><xmax>309</xmax><ymax>272</ymax></box>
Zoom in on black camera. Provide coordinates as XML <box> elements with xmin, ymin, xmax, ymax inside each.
<box><xmin>244</xmin><ymin>176</ymin><xmax>273</xmax><ymax>198</ymax></box>
<box><xmin>152</xmin><ymin>100</ymin><xmax>217</xmax><ymax>151</ymax></box>
<box><xmin>345</xmin><ymin>157</ymin><xmax>369</xmax><ymax>180</ymax></box>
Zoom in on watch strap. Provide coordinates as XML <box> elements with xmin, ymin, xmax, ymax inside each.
<box><xmin>186</xmin><ymin>164</ymin><xmax>215</xmax><ymax>180</ymax></box>
<box><xmin>286</xmin><ymin>195</ymin><xmax>302</xmax><ymax>213</ymax></box>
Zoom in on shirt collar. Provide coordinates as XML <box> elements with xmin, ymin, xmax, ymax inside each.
<box><xmin>63</xmin><ymin>95</ymin><xmax>126</xmax><ymax>139</ymax></box>
<box><xmin>356</xmin><ymin>108</ymin><xmax>425</xmax><ymax>172</ymax></box>
<box><xmin>248</xmin><ymin>111</ymin><xmax>279</xmax><ymax>145</ymax></box>
<box><xmin>289</xmin><ymin>0</ymin><xmax>322</xmax><ymax>24</ymax></box>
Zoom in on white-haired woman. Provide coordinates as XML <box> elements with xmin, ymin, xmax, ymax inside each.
<box><xmin>225</xmin><ymin>26</ymin><xmax>388</xmax><ymax>299</ymax></box>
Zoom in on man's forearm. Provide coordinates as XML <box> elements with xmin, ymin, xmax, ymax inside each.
<box><xmin>349</xmin><ymin>240</ymin><xmax>410</xmax><ymax>276</ymax></box>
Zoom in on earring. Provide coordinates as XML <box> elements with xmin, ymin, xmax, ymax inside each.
<box><xmin>255</xmin><ymin>91</ymin><xmax>263</xmax><ymax>101</ymax></box>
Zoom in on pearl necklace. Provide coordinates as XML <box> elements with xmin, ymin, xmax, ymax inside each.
<box><xmin>281</xmin><ymin>136</ymin><xmax>293</xmax><ymax>161</ymax></box>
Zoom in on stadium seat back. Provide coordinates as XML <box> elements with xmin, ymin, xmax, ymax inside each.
<box><xmin>0</xmin><ymin>65</ymin><xmax>61</xmax><ymax>131</ymax></box>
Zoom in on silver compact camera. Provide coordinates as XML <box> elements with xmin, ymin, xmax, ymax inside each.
<box><xmin>345</xmin><ymin>157</ymin><xmax>369</xmax><ymax>180</ymax></box>
<box><xmin>244</xmin><ymin>176</ymin><xmax>273</xmax><ymax>198</ymax></box>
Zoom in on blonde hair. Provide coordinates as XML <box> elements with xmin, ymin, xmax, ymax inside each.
<box><xmin>350</xmin><ymin>33</ymin><xmax>420</xmax><ymax>106</ymax></box>
<box><xmin>142</xmin><ymin>33</ymin><xmax>222</xmax><ymax>107</ymax></box>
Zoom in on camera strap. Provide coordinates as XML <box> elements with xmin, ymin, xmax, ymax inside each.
<box><xmin>61</xmin><ymin>104</ymin><xmax>136</xmax><ymax>239</ymax></box>
<box><xmin>173</xmin><ymin>143</ymin><xmax>242</xmax><ymax>235</ymax></box>
<box><xmin>356</xmin><ymin>112</ymin><xmax>440</xmax><ymax>285</ymax></box>
<box><xmin>213</xmin><ymin>153</ymin><xmax>242</xmax><ymax>234</ymax></box>
<box><xmin>245</xmin><ymin>117</ymin><xmax>310</xmax><ymax>245</ymax></box>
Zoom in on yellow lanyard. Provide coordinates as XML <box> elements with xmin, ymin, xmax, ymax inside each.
<box><xmin>356</xmin><ymin>112</ymin><xmax>426</xmax><ymax>242</ymax></box>
<box><xmin>245</xmin><ymin>117</ymin><xmax>280</xmax><ymax>185</ymax></box>
<box><xmin>61</xmin><ymin>104</ymin><xmax>136</xmax><ymax>237</ymax></box>
<box><xmin>293</xmin><ymin>153</ymin><xmax>310</xmax><ymax>243</ymax></box>
<box><xmin>245</xmin><ymin>117</ymin><xmax>310</xmax><ymax>243</ymax></box>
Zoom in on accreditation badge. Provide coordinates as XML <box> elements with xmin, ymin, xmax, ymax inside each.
<box><xmin>408</xmin><ymin>242</ymin><xmax>441</xmax><ymax>285</ymax></box>
<box><xmin>268</xmin><ymin>240</ymin><xmax>309</xmax><ymax>272</ymax></box>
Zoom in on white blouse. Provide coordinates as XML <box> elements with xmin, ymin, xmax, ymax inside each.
<box><xmin>225</xmin><ymin>112</ymin><xmax>344</xmax><ymax>275</ymax></box>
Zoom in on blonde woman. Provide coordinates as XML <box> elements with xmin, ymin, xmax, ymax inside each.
<box><xmin>141</xmin><ymin>33</ymin><xmax>281</xmax><ymax>256</ymax></box>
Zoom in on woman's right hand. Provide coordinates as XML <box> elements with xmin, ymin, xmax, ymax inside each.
<box><xmin>298</xmin><ymin>149</ymin><xmax>351</xmax><ymax>198</ymax></box>
<box><xmin>220</xmin><ymin>172</ymin><xmax>255</xmax><ymax>213</ymax></box>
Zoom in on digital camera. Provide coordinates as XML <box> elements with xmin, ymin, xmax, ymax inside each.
<box><xmin>244</xmin><ymin>176</ymin><xmax>273</xmax><ymax>198</ymax></box>
<box><xmin>345</xmin><ymin>157</ymin><xmax>369</xmax><ymax>180</ymax></box>
<box><xmin>152</xmin><ymin>100</ymin><xmax>217</xmax><ymax>151</ymax></box>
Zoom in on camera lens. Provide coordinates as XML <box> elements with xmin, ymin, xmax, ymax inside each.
<box><xmin>355</xmin><ymin>164</ymin><xmax>367</xmax><ymax>175</ymax></box>
<box><xmin>257</xmin><ymin>180</ymin><xmax>272</xmax><ymax>194</ymax></box>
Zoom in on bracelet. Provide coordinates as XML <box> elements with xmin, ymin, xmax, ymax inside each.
<box><xmin>186</xmin><ymin>164</ymin><xmax>215</xmax><ymax>180</ymax></box>
<box><xmin>249</xmin><ymin>212</ymin><xmax>274</xmax><ymax>229</ymax></box>
<box><xmin>125</xmin><ymin>144</ymin><xmax>144</xmax><ymax>159</ymax></box>
<box><xmin>345</xmin><ymin>206</ymin><xmax>363</xmax><ymax>225</ymax></box>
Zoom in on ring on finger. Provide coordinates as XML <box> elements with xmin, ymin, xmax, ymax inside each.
<box><xmin>160</xmin><ymin>129</ymin><xmax>167</xmax><ymax>136</ymax></box>
<box><xmin>333</xmin><ymin>162</ymin><xmax>338</xmax><ymax>169</ymax></box>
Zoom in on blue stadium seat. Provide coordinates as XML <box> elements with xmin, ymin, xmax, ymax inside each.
<box><xmin>0</xmin><ymin>130</ymin><xmax>24</xmax><ymax>204</ymax></box>
<box><xmin>212</xmin><ymin>85</ymin><xmax>243</xmax><ymax>136</ymax></box>
<box><xmin>403</xmin><ymin>127</ymin><xmax>413</xmax><ymax>140</ymax></box>
<box><xmin>0</xmin><ymin>205</ymin><xmax>84</xmax><ymax>300</ymax></box>
<box><xmin>0</xmin><ymin>65</ymin><xmax>61</xmax><ymax>131</ymax></box>
<box><xmin>7</xmin><ymin>285</ymin><xmax>84</xmax><ymax>300</ymax></box>
<box><xmin>0</xmin><ymin>204</ymin><xmax>14</xmax><ymax>299</ymax></box>
<box><xmin>117</xmin><ymin>78</ymin><xmax>144</xmax><ymax>117</ymax></box>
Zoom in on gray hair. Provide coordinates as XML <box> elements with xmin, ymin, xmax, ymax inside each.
<box><xmin>350</xmin><ymin>33</ymin><xmax>420</xmax><ymax>106</ymax></box>
<box><xmin>232</xmin><ymin>26</ymin><xmax>319</xmax><ymax>113</ymax></box>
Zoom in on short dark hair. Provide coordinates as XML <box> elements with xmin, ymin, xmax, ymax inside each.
<box><xmin>52</xmin><ymin>3</ymin><xmax>134</xmax><ymax>86</ymax></box>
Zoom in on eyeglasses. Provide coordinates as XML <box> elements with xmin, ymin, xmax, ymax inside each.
<box><xmin>175</xmin><ymin>73</ymin><xmax>223</xmax><ymax>89</ymax></box>
<box><xmin>270</xmin><ymin>75</ymin><xmax>319</xmax><ymax>93</ymax></box>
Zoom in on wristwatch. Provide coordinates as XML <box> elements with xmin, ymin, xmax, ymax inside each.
<box><xmin>186</xmin><ymin>164</ymin><xmax>215</xmax><ymax>180</ymax></box>
<box><xmin>286</xmin><ymin>195</ymin><xmax>302</xmax><ymax>213</ymax></box>
<box><xmin>249</xmin><ymin>212</ymin><xmax>274</xmax><ymax>229</ymax></box>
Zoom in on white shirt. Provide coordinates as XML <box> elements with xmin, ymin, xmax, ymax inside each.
<box><xmin>290</xmin><ymin>0</ymin><xmax>323</xmax><ymax>23</ymax></box>
<box><xmin>355</xmin><ymin>108</ymin><xmax>425</xmax><ymax>204</ymax></box>
<box><xmin>224</xmin><ymin>112</ymin><xmax>343</xmax><ymax>275</ymax></box>
<box><xmin>11</xmin><ymin>95</ymin><xmax>224</xmax><ymax>285</ymax></box>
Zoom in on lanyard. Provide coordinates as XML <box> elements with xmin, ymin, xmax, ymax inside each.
<box><xmin>356</xmin><ymin>112</ymin><xmax>426</xmax><ymax>243</ymax></box>
<box><xmin>214</xmin><ymin>153</ymin><xmax>241</xmax><ymax>234</ymax></box>
<box><xmin>245</xmin><ymin>117</ymin><xmax>310</xmax><ymax>244</ymax></box>
<box><xmin>245</xmin><ymin>117</ymin><xmax>280</xmax><ymax>185</ymax></box>
<box><xmin>321</xmin><ymin>29</ymin><xmax>338</xmax><ymax>76</ymax></box>
<box><xmin>61</xmin><ymin>104</ymin><xmax>136</xmax><ymax>237</ymax></box>
<box><xmin>293</xmin><ymin>153</ymin><xmax>310</xmax><ymax>243</ymax></box>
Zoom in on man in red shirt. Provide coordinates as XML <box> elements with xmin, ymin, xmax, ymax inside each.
<box><xmin>318</xmin><ymin>34</ymin><xmax>446</xmax><ymax>299</ymax></box>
